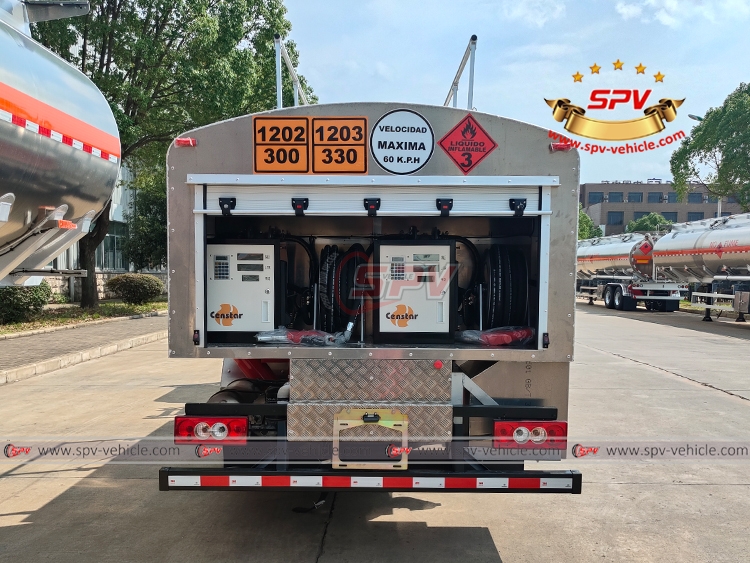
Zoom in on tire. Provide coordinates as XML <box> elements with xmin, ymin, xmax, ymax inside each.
<box><xmin>604</xmin><ymin>286</ymin><xmax>615</xmax><ymax>309</ymax></box>
<box><xmin>614</xmin><ymin>287</ymin><xmax>624</xmax><ymax>310</ymax></box>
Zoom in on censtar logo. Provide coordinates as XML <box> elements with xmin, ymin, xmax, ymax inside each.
<box><xmin>386</xmin><ymin>304</ymin><xmax>418</xmax><ymax>327</ymax></box>
<box><xmin>545</xmin><ymin>58</ymin><xmax>684</xmax><ymax>142</ymax></box>
<box><xmin>210</xmin><ymin>303</ymin><xmax>243</xmax><ymax>326</ymax></box>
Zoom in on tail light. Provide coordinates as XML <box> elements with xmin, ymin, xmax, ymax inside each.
<box><xmin>174</xmin><ymin>416</ymin><xmax>247</xmax><ymax>444</ymax></box>
<box><xmin>493</xmin><ymin>420</ymin><xmax>568</xmax><ymax>449</ymax></box>
<box><xmin>174</xmin><ymin>137</ymin><xmax>197</xmax><ymax>147</ymax></box>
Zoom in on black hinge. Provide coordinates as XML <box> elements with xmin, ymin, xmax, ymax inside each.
<box><xmin>509</xmin><ymin>198</ymin><xmax>527</xmax><ymax>217</ymax></box>
<box><xmin>292</xmin><ymin>198</ymin><xmax>309</xmax><ymax>217</ymax></box>
<box><xmin>436</xmin><ymin>198</ymin><xmax>453</xmax><ymax>217</ymax></box>
<box><xmin>219</xmin><ymin>197</ymin><xmax>236</xmax><ymax>217</ymax></box>
<box><xmin>193</xmin><ymin>330</ymin><xmax>200</xmax><ymax>345</ymax></box>
<box><xmin>542</xmin><ymin>332</ymin><xmax>550</xmax><ymax>348</ymax></box>
<box><xmin>364</xmin><ymin>198</ymin><xmax>381</xmax><ymax>217</ymax></box>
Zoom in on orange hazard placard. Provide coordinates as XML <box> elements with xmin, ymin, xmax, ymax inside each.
<box><xmin>253</xmin><ymin>117</ymin><xmax>309</xmax><ymax>173</ymax></box>
<box><xmin>311</xmin><ymin>117</ymin><xmax>368</xmax><ymax>174</ymax></box>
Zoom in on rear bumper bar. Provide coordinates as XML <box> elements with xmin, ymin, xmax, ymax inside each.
<box><xmin>159</xmin><ymin>467</ymin><xmax>582</xmax><ymax>493</ymax></box>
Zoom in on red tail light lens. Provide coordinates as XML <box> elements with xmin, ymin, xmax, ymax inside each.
<box><xmin>493</xmin><ymin>421</ymin><xmax>568</xmax><ymax>449</ymax></box>
<box><xmin>174</xmin><ymin>416</ymin><xmax>247</xmax><ymax>444</ymax></box>
<box><xmin>174</xmin><ymin>137</ymin><xmax>197</xmax><ymax>147</ymax></box>
<box><xmin>549</xmin><ymin>142</ymin><xmax>573</xmax><ymax>152</ymax></box>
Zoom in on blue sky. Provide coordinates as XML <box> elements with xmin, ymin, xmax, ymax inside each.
<box><xmin>284</xmin><ymin>0</ymin><xmax>750</xmax><ymax>182</ymax></box>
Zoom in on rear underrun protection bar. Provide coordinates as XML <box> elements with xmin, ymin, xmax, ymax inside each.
<box><xmin>160</xmin><ymin>468</ymin><xmax>582</xmax><ymax>493</ymax></box>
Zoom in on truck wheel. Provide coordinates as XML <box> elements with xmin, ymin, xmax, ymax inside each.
<box><xmin>614</xmin><ymin>287</ymin><xmax>624</xmax><ymax>310</ymax></box>
<box><xmin>604</xmin><ymin>286</ymin><xmax>615</xmax><ymax>309</ymax></box>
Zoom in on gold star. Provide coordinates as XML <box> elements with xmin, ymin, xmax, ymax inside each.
<box><xmin>572</xmin><ymin>71</ymin><xmax>583</xmax><ymax>82</ymax></box>
<box><xmin>590</xmin><ymin>63</ymin><xmax>601</xmax><ymax>74</ymax></box>
<box><xmin>635</xmin><ymin>62</ymin><xmax>647</xmax><ymax>74</ymax></box>
<box><xmin>613</xmin><ymin>59</ymin><xmax>624</xmax><ymax>70</ymax></box>
<box><xmin>654</xmin><ymin>71</ymin><xmax>665</xmax><ymax>82</ymax></box>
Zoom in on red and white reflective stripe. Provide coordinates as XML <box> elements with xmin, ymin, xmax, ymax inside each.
<box><xmin>167</xmin><ymin>475</ymin><xmax>574</xmax><ymax>490</ymax></box>
<box><xmin>0</xmin><ymin>108</ymin><xmax>118</xmax><ymax>165</ymax></box>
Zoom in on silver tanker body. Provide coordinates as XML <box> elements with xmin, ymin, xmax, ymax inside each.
<box><xmin>576</xmin><ymin>233</ymin><xmax>654</xmax><ymax>277</ymax></box>
<box><xmin>0</xmin><ymin>0</ymin><xmax>120</xmax><ymax>284</ymax></box>
<box><xmin>576</xmin><ymin>233</ymin><xmax>683</xmax><ymax>311</ymax></box>
<box><xmin>653</xmin><ymin>213</ymin><xmax>750</xmax><ymax>283</ymax></box>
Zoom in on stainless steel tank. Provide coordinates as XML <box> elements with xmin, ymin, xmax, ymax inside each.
<box><xmin>652</xmin><ymin>213</ymin><xmax>750</xmax><ymax>283</ymax></box>
<box><xmin>577</xmin><ymin>233</ymin><xmax>654</xmax><ymax>278</ymax></box>
<box><xmin>0</xmin><ymin>1</ymin><xmax>119</xmax><ymax>280</ymax></box>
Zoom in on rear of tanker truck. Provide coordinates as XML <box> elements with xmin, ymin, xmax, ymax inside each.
<box><xmin>159</xmin><ymin>102</ymin><xmax>582</xmax><ymax>495</ymax></box>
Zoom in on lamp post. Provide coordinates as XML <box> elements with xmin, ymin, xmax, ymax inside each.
<box><xmin>687</xmin><ymin>114</ymin><xmax>720</xmax><ymax>217</ymax></box>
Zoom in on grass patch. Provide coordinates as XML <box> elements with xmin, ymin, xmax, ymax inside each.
<box><xmin>680</xmin><ymin>299</ymin><xmax>701</xmax><ymax>309</ymax></box>
<box><xmin>0</xmin><ymin>299</ymin><xmax>167</xmax><ymax>335</ymax></box>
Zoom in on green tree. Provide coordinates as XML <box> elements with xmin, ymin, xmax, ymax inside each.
<box><xmin>625</xmin><ymin>212</ymin><xmax>672</xmax><ymax>233</ymax></box>
<box><xmin>670</xmin><ymin>83</ymin><xmax>750</xmax><ymax>210</ymax></box>
<box><xmin>33</xmin><ymin>0</ymin><xmax>314</xmax><ymax>306</ymax></box>
<box><xmin>578</xmin><ymin>204</ymin><xmax>603</xmax><ymax>239</ymax></box>
<box><xmin>121</xmin><ymin>157</ymin><xmax>167</xmax><ymax>270</ymax></box>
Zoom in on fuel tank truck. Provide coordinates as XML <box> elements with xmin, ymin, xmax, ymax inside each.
<box><xmin>652</xmin><ymin>213</ymin><xmax>750</xmax><ymax>321</ymax></box>
<box><xmin>0</xmin><ymin>0</ymin><xmax>120</xmax><ymax>286</ymax></box>
<box><xmin>158</xmin><ymin>101</ymin><xmax>583</xmax><ymax>496</ymax></box>
<box><xmin>576</xmin><ymin>233</ymin><xmax>684</xmax><ymax>311</ymax></box>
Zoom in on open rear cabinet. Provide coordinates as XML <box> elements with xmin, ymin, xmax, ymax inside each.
<box><xmin>192</xmin><ymin>176</ymin><xmax>553</xmax><ymax>356</ymax></box>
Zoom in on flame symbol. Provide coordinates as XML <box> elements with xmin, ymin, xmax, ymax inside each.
<box><xmin>461</xmin><ymin>120</ymin><xmax>477</xmax><ymax>139</ymax></box>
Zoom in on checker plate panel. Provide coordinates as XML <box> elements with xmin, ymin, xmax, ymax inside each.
<box><xmin>290</xmin><ymin>359</ymin><xmax>451</xmax><ymax>402</ymax></box>
<box><xmin>287</xmin><ymin>403</ymin><xmax>452</xmax><ymax>442</ymax></box>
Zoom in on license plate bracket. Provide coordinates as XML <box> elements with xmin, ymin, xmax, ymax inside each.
<box><xmin>332</xmin><ymin>408</ymin><xmax>409</xmax><ymax>470</ymax></box>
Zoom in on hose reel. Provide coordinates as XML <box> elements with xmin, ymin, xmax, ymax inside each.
<box><xmin>482</xmin><ymin>245</ymin><xmax>529</xmax><ymax>328</ymax></box>
<box><xmin>319</xmin><ymin>244</ymin><xmax>368</xmax><ymax>336</ymax></box>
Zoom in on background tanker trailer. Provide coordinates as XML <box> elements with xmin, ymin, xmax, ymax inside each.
<box><xmin>0</xmin><ymin>0</ymin><xmax>120</xmax><ymax>287</ymax></box>
<box><xmin>653</xmin><ymin>213</ymin><xmax>750</xmax><ymax>321</ymax></box>
<box><xmin>576</xmin><ymin>233</ymin><xmax>685</xmax><ymax>311</ymax></box>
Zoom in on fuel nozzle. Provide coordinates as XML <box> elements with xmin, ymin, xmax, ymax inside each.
<box><xmin>334</xmin><ymin>320</ymin><xmax>357</xmax><ymax>345</ymax></box>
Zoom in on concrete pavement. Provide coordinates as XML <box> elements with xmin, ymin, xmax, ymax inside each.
<box><xmin>0</xmin><ymin>315</ymin><xmax>167</xmax><ymax>385</ymax></box>
<box><xmin>0</xmin><ymin>308</ymin><xmax>748</xmax><ymax>562</ymax></box>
